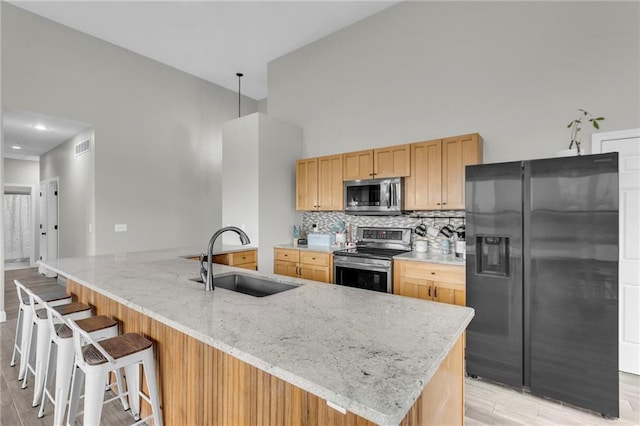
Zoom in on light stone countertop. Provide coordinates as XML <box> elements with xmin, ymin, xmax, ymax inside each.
<box><xmin>393</xmin><ymin>251</ymin><xmax>466</xmax><ymax>266</ymax></box>
<box><xmin>40</xmin><ymin>247</ymin><xmax>473</xmax><ymax>426</ymax></box>
<box><xmin>273</xmin><ymin>242</ymin><xmax>344</xmax><ymax>253</ymax></box>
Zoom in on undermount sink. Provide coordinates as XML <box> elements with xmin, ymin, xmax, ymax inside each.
<box><xmin>189</xmin><ymin>274</ymin><xmax>298</xmax><ymax>297</ymax></box>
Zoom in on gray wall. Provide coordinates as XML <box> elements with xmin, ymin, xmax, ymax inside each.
<box><xmin>2</xmin><ymin>3</ymin><xmax>257</xmax><ymax>255</ymax></box>
<box><xmin>40</xmin><ymin>130</ymin><xmax>95</xmax><ymax>257</ymax></box>
<box><xmin>268</xmin><ymin>1</ymin><xmax>640</xmax><ymax>163</ymax></box>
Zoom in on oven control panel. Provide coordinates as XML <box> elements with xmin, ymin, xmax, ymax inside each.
<box><xmin>362</xmin><ymin>229</ymin><xmax>403</xmax><ymax>240</ymax></box>
<box><xmin>357</xmin><ymin>227</ymin><xmax>412</xmax><ymax>246</ymax></box>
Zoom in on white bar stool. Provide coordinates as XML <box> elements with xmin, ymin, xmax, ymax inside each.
<box><xmin>22</xmin><ymin>287</ymin><xmax>92</xmax><ymax>407</ymax></box>
<box><xmin>38</xmin><ymin>300</ymin><xmax>129</xmax><ymax>426</ymax></box>
<box><xmin>11</xmin><ymin>279</ymin><xmax>71</xmax><ymax>381</ymax></box>
<box><xmin>67</xmin><ymin>319</ymin><xmax>164</xmax><ymax>426</ymax></box>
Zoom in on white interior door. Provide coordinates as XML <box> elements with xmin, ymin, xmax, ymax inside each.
<box><xmin>38</xmin><ymin>179</ymin><xmax>59</xmax><ymax>277</ymax></box>
<box><xmin>593</xmin><ymin>129</ymin><xmax>640</xmax><ymax>375</ymax></box>
<box><xmin>38</xmin><ymin>182</ymin><xmax>48</xmax><ymax>274</ymax></box>
<box><xmin>47</xmin><ymin>180</ymin><xmax>59</xmax><ymax>264</ymax></box>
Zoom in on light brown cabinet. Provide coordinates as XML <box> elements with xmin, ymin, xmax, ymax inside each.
<box><xmin>393</xmin><ymin>260</ymin><xmax>465</xmax><ymax>307</ymax></box>
<box><xmin>274</xmin><ymin>248</ymin><xmax>333</xmax><ymax>283</ymax></box>
<box><xmin>342</xmin><ymin>144</ymin><xmax>410</xmax><ymax>180</ymax></box>
<box><xmin>212</xmin><ymin>249</ymin><xmax>258</xmax><ymax>271</ymax></box>
<box><xmin>296</xmin><ymin>154</ymin><xmax>343</xmax><ymax>211</ymax></box>
<box><xmin>405</xmin><ymin>133</ymin><xmax>482</xmax><ymax>210</ymax></box>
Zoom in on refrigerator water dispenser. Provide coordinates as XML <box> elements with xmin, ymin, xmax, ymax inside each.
<box><xmin>476</xmin><ymin>236</ymin><xmax>510</xmax><ymax>277</ymax></box>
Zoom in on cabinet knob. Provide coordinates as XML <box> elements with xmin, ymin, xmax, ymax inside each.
<box><xmin>436</xmin><ymin>203</ymin><xmax>441</xmax><ymax>206</ymax></box>
<box><xmin>428</xmin><ymin>287</ymin><xmax>431</xmax><ymax>297</ymax></box>
<box><xmin>431</xmin><ymin>272</ymin><xmax>435</xmax><ymax>275</ymax></box>
<box><xmin>434</xmin><ymin>287</ymin><xmax>438</xmax><ymax>298</ymax></box>
<box><xmin>442</xmin><ymin>202</ymin><xmax>447</xmax><ymax>205</ymax></box>
<box><xmin>312</xmin><ymin>257</ymin><xmax>316</xmax><ymax>260</ymax></box>
<box><xmin>242</xmin><ymin>256</ymin><xmax>246</xmax><ymax>260</ymax></box>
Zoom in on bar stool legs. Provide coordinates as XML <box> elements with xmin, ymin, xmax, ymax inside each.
<box><xmin>38</xmin><ymin>308</ymin><xmax>129</xmax><ymax>426</ymax></box>
<box><xmin>67</xmin><ymin>324</ymin><xmax>163</xmax><ymax>426</ymax></box>
<box><xmin>22</xmin><ymin>290</ymin><xmax>92</xmax><ymax>407</ymax></box>
<box><xmin>12</xmin><ymin>280</ymin><xmax>71</xmax><ymax>380</ymax></box>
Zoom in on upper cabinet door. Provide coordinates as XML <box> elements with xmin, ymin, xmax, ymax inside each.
<box><xmin>343</xmin><ymin>149</ymin><xmax>374</xmax><ymax>180</ymax></box>
<box><xmin>317</xmin><ymin>154</ymin><xmax>343</xmax><ymax>211</ymax></box>
<box><xmin>442</xmin><ymin>133</ymin><xmax>483</xmax><ymax>210</ymax></box>
<box><xmin>374</xmin><ymin>144</ymin><xmax>411</xmax><ymax>178</ymax></box>
<box><xmin>405</xmin><ymin>139</ymin><xmax>442</xmax><ymax>210</ymax></box>
<box><xmin>296</xmin><ymin>158</ymin><xmax>318</xmax><ymax>210</ymax></box>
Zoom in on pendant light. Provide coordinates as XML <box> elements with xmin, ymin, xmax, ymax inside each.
<box><xmin>236</xmin><ymin>72</ymin><xmax>243</xmax><ymax>118</ymax></box>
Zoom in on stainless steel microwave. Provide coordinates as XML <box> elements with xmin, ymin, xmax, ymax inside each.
<box><xmin>344</xmin><ymin>177</ymin><xmax>403</xmax><ymax>215</ymax></box>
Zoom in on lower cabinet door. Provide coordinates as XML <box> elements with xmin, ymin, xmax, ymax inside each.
<box><xmin>300</xmin><ymin>264</ymin><xmax>331</xmax><ymax>283</ymax></box>
<box><xmin>394</xmin><ymin>277</ymin><xmax>431</xmax><ymax>300</ymax></box>
<box><xmin>274</xmin><ymin>260</ymin><xmax>298</xmax><ymax>278</ymax></box>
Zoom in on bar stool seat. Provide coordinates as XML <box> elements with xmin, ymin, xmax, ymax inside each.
<box><xmin>22</xmin><ymin>290</ymin><xmax>92</xmax><ymax>407</ymax></box>
<box><xmin>11</xmin><ymin>280</ymin><xmax>71</xmax><ymax>380</ymax></box>
<box><xmin>38</xmin><ymin>303</ymin><xmax>128</xmax><ymax>426</ymax></box>
<box><xmin>67</xmin><ymin>322</ymin><xmax>163</xmax><ymax>426</ymax></box>
<box><xmin>83</xmin><ymin>334</ymin><xmax>153</xmax><ymax>365</ymax></box>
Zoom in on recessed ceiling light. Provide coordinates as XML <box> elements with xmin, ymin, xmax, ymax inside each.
<box><xmin>33</xmin><ymin>124</ymin><xmax>48</xmax><ymax>131</ymax></box>
<box><xmin>12</xmin><ymin>145</ymin><xmax>22</xmax><ymax>150</ymax></box>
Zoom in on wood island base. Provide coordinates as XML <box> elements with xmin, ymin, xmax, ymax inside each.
<box><xmin>68</xmin><ymin>279</ymin><xmax>464</xmax><ymax>425</ymax></box>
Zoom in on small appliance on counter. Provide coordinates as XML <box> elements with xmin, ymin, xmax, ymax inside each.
<box><xmin>415</xmin><ymin>240</ymin><xmax>428</xmax><ymax>253</ymax></box>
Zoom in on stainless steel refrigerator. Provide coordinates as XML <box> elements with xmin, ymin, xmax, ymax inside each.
<box><xmin>465</xmin><ymin>153</ymin><xmax>619</xmax><ymax>418</ymax></box>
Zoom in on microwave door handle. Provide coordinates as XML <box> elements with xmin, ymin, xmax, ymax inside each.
<box><xmin>391</xmin><ymin>183</ymin><xmax>398</xmax><ymax>206</ymax></box>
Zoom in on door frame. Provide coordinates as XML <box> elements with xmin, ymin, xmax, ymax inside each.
<box><xmin>592</xmin><ymin>128</ymin><xmax>640</xmax><ymax>376</ymax></box>
<box><xmin>3</xmin><ymin>183</ymin><xmax>37</xmax><ymax>267</ymax></box>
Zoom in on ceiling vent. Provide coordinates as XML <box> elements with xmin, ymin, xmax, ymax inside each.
<box><xmin>75</xmin><ymin>138</ymin><xmax>91</xmax><ymax>157</ymax></box>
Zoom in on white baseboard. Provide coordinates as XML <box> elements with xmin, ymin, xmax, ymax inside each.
<box><xmin>0</xmin><ymin>310</ymin><xmax>6</xmax><ymax>323</ymax></box>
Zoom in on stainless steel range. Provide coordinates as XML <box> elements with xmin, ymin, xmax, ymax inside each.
<box><xmin>333</xmin><ymin>227</ymin><xmax>412</xmax><ymax>293</ymax></box>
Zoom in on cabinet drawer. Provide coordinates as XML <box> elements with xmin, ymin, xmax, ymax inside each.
<box><xmin>228</xmin><ymin>250</ymin><xmax>256</xmax><ymax>265</ymax></box>
<box><xmin>396</xmin><ymin>261</ymin><xmax>465</xmax><ymax>286</ymax></box>
<box><xmin>300</xmin><ymin>251</ymin><xmax>331</xmax><ymax>267</ymax></box>
<box><xmin>274</xmin><ymin>249</ymin><xmax>299</xmax><ymax>263</ymax></box>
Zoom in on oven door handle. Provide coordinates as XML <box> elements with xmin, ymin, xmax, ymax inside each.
<box><xmin>334</xmin><ymin>261</ymin><xmax>390</xmax><ymax>272</ymax></box>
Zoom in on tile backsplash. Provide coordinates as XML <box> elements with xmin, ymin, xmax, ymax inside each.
<box><xmin>301</xmin><ymin>210</ymin><xmax>465</xmax><ymax>252</ymax></box>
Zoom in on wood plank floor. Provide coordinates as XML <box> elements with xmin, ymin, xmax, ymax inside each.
<box><xmin>2</xmin><ymin>268</ymin><xmax>639</xmax><ymax>425</ymax></box>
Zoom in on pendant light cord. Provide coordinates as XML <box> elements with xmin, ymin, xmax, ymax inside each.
<box><xmin>236</xmin><ymin>72</ymin><xmax>243</xmax><ymax>118</ymax></box>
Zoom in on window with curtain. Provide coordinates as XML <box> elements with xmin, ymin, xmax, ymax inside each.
<box><xmin>4</xmin><ymin>193</ymin><xmax>31</xmax><ymax>261</ymax></box>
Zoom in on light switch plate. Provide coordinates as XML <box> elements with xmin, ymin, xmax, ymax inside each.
<box><xmin>115</xmin><ymin>224</ymin><xmax>127</xmax><ymax>232</ymax></box>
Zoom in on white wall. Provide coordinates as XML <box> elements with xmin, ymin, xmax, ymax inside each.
<box><xmin>222</xmin><ymin>114</ymin><xmax>260</xmax><ymax>246</ymax></box>
<box><xmin>2</xmin><ymin>3</ymin><xmax>257</xmax><ymax>255</ymax></box>
<box><xmin>40</xmin><ymin>130</ymin><xmax>95</xmax><ymax>257</ymax></box>
<box><xmin>0</xmin><ymin>2</ymin><xmax>4</xmax><ymax>322</ymax></box>
<box><xmin>268</xmin><ymin>1</ymin><xmax>640</xmax><ymax>163</ymax></box>
<box><xmin>4</xmin><ymin>159</ymin><xmax>39</xmax><ymax>185</ymax></box>
<box><xmin>222</xmin><ymin>113</ymin><xmax>302</xmax><ymax>273</ymax></box>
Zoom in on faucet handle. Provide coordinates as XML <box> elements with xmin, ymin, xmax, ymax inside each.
<box><xmin>199</xmin><ymin>253</ymin><xmax>208</xmax><ymax>283</ymax></box>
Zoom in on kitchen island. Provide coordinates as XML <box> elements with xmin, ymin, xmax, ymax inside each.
<box><xmin>40</xmin><ymin>247</ymin><xmax>473</xmax><ymax>426</ymax></box>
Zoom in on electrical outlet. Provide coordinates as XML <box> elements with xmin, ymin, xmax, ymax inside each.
<box><xmin>115</xmin><ymin>224</ymin><xmax>127</xmax><ymax>232</ymax></box>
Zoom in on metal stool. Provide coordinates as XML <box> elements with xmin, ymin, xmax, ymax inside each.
<box><xmin>22</xmin><ymin>287</ymin><xmax>92</xmax><ymax>407</ymax></box>
<box><xmin>11</xmin><ymin>279</ymin><xmax>71</xmax><ymax>380</ymax></box>
<box><xmin>38</xmin><ymin>300</ymin><xmax>129</xmax><ymax>426</ymax></box>
<box><xmin>67</xmin><ymin>319</ymin><xmax>164</xmax><ymax>426</ymax></box>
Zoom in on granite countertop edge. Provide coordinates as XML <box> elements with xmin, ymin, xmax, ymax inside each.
<box><xmin>39</xmin><ymin>247</ymin><xmax>473</xmax><ymax>426</ymax></box>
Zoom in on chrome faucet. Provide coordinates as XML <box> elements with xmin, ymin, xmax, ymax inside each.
<box><xmin>200</xmin><ymin>226</ymin><xmax>251</xmax><ymax>291</ymax></box>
